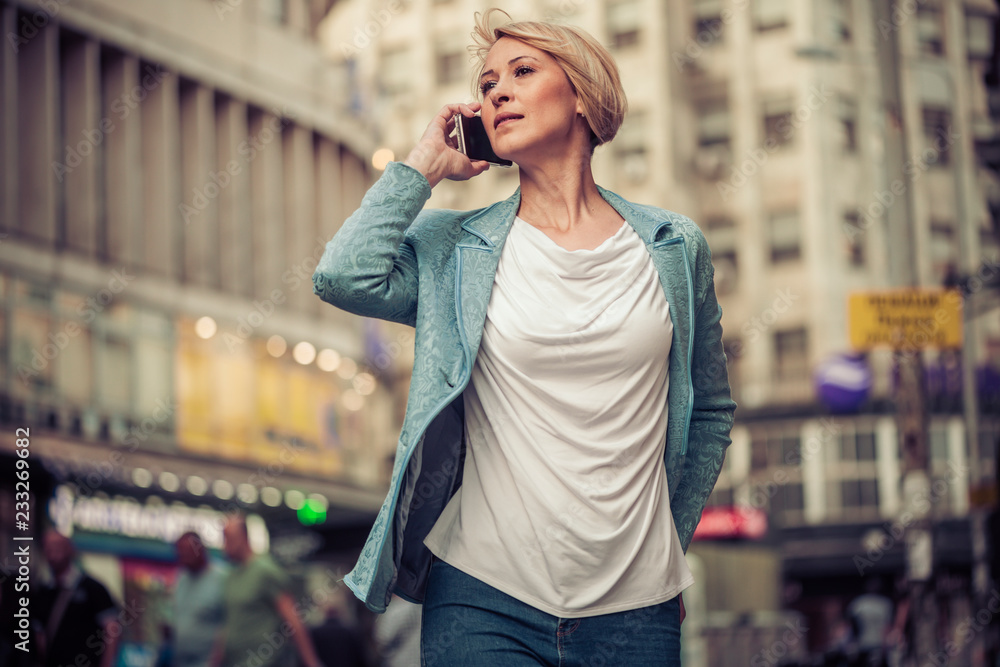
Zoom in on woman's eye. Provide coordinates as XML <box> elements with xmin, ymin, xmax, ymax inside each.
<box><xmin>480</xmin><ymin>81</ymin><xmax>496</xmax><ymax>94</ymax></box>
<box><xmin>514</xmin><ymin>65</ymin><xmax>534</xmax><ymax>76</ymax></box>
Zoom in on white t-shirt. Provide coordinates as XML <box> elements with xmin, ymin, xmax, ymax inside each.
<box><xmin>424</xmin><ymin>216</ymin><xmax>692</xmax><ymax>617</ymax></box>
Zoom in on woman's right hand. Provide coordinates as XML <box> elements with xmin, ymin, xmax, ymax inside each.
<box><xmin>403</xmin><ymin>103</ymin><xmax>492</xmax><ymax>188</ymax></box>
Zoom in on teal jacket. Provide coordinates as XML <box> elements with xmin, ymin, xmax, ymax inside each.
<box><xmin>312</xmin><ymin>161</ymin><xmax>736</xmax><ymax>613</ymax></box>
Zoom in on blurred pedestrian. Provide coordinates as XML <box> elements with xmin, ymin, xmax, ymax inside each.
<box><xmin>373</xmin><ymin>595</ymin><xmax>421</xmax><ymax>667</ymax></box>
<box><xmin>312</xmin><ymin>8</ymin><xmax>734</xmax><ymax>665</ymax></box>
<box><xmin>846</xmin><ymin>577</ymin><xmax>894</xmax><ymax>667</ymax></box>
<box><xmin>308</xmin><ymin>602</ymin><xmax>371</xmax><ymax>667</ymax></box>
<box><xmin>172</xmin><ymin>531</ymin><xmax>227</xmax><ymax>667</ymax></box>
<box><xmin>215</xmin><ymin>514</ymin><xmax>325</xmax><ymax>667</ymax></box>
<box><xmin>35</xmin><ymin>529</ymin><xmax>122</xmax><ymax>667</ymax></box>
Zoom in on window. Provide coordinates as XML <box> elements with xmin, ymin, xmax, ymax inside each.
<box><xmin>930</xmin><ymin>422</ymin><xmax>949</xmax><ymax>461</ymax></box>
<box><xmin>752</xmin><ymin>433</ymin><xmax>803</xmax><ymax>467</ymax></box>
<box><xmin>707</xmin><ymin>486</ymin><xmax>733</xmax><ymax>507</ymax></box>
<box><xmin>0</xmin><ymin>309</ymin><xmax>6</xmax><ymax>387</ymax></box>
<box><xmin>615</xmin><ymin>112</ymin><xmax>648</xmax><ymax>183</ymax></box>
<box><xmin>723</xmin><ymin>338</ymin><xmax>742</xmax><ymax>399</ymax></box>
<box><xmin>748</xmin><ymin>427</ymin><xmax>804</xmax><ymax>523</ymax></box>
<box><xmin>12</xmin><ymin>307</ymin><xmax>54</xmax><ymax>393</ymax></box>
<box><xmin>840</xmin><ymin>479</ymin><xmax>879</xmax><ymax>508</ymax></box>
<box><xmin>839</xmin><ymin>98</ymin><xmax>857</xmax><ymax>153</ymax></box>
<box><xmin>779</xmin><ymin>482</ymin><xmax>805</xmax><ymax>513</ymax></box>
<box><xmin>99</xmin><ymin>333</ymin><xmax>132</xmax><ymax>412</ymax></box>
<box><xmin>694</xmin><ymin>99</ymin><xmax>731</xmax><ymax>178</ymax></box>
<box><xmin>978</xmin><ymin>420</ymin><xmax>1000</xmax><ymax>474</ymax></box>
<box><xmin>435</xmin><ymin>47</ymin><xmax>465</xmax><ymax>86</ymax></box>
<box><xmin>843</xmin><ymin>211</ymin><xmax>865</xmax><ymax>267</ymax></box>
<box><xmin>763</xmin><ymin>99</ymin><xmax>795</xmax><ymax>148</ymax></box>
<box><xmin>56</xmin><ymin>318</ymin><xmax>92</xmax><ymax>407</ymax></box>
<box><xmin>693</xmin><ymin>0</ymin><xmax>725</xmax><ymax>44</ymax></box>
<box><xmin>768</xmin><ymin>210</ymin><xmax>801</xmax><ymax>263</ymax></box>
<box><xmin>840</xmin><ymin>430</ymin><xmax>877</xmax><ymax>461</ymax></box>
<box><xmin>930</xmin><ymin>220</ymin><xmax>958</xmax><ymax>284</ymax></box>
<box><xmin>967</xmin><ymin>14</ymin><xmax>994</xmax><ymax>59</ymax></box>
<box><xmin>705</xmin><ymin>218</ymin><xmax>738</xmax><ymax>295</ymax></box>
<box><xmin>754</xmin><ymin>0</ymin><xmax>788</xmax><ymax>31</ymax></box>
<box><xmin>774</xmin><ymin>328</ymin><xmax>808</xmax><ymax>381</ymax></box>
<box><xmin>259</xmin><ymin>0</ymin><xmax>286</xmax><ymax>25</ymax></box>
<box><xmin>134</xmin><ymin>308</ymin><xmax>173</xmax><ymax>425</ymax></box>
<box><xmin>698</xmin><ymin>99</ymin><xmax>731</xmax><ymax>152</ymax></box>
<box><xmin>379</xmin><ymin>48</ymin><xmax>411</xmax><ymax>95</ymax></box>
<box><xmin>923</xmin><ymin>107</ymin><xmax>952</xmax><ymax>167</ymax></box>
<box><xmin>751</xmin><ymin>435</ymin><xmax>769</xmax><ymax>472</ymax></box>
<box><xmin>917</xmin><ymin>6</ymin><xmax>944</xmax><ymax>55</ymax></box>
<box><xmin>607</xmin><ymin>0</ymin><xmax>641</xmax><ymax>49</ymax></box>
<box><xmin>829</xmin><ymin>0</ymin><xmax>852</xmax><ymax>42</ymax></box>
<box><xmin>828</xmin><ymin>424</ymin><xmax>880</xmax><ymax>519</ymax></box>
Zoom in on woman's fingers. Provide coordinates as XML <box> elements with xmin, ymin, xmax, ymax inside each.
<box><xmin>406</xmin><ymin>103</ymin><xmax>491</xmax><ymax>187</ymax></box>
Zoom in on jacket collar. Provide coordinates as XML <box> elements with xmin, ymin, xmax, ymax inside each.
<box><xmin>459</xmin><ymin>184</ymin><xmax>676</xmax><ymax>249</ymax></box>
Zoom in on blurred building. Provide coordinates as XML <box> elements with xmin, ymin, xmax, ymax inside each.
<box><xmin>320</xmin><ymin>0</ymin><xmax>1000</xmax><ymax>661</ymax></box>
<box><xmin>0</xmin><ymin>0</ymin><xmax>409</xmax><ymax>659</ymax></box>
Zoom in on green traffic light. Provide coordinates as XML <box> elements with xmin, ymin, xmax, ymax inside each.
<box><xmin>297</xmin><ymin>498</ymin><xmax>327</xmax><ymax>525</ymax></box>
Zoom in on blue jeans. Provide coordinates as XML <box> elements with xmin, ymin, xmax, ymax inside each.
<box><xmin>420</xmin><ymin>559</ymin><xmax>682</xmax><ymax>666</ymax></box>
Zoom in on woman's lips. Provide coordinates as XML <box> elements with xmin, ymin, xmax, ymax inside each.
<box><xmin>494</xmin><ymin>114</ymin><xmax>523</xmax><ymax>129</ymax></box>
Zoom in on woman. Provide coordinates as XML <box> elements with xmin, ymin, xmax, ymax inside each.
<box><xmin>313</xmin><ymin>10</ymin><xmax>735</xmax><ymax>665</ymax></box>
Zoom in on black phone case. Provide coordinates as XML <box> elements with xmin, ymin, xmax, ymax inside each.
<box><xmin>457</xmin><ymin>115</ymin><xmax>513</xmax><ymax>167</ymax></box>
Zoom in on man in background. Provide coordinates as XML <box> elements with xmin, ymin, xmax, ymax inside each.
<box><xmin>846</xmin><ymin>576</ymin><xmax>894</xmax><ymax>667</ymax></box>
<box><xmin>215</xmin><ymin>514</ymin><xmax>325</xmax><ymax>667</ymax></box>
<box><xmin>36</xmin><ymin>529</ymin><xmax>121</xmax><ymax>667</ymax></box>
<box><xmin>172</xmin><ymin>531</ymin><xmax>227</xmax><ymax>667</ymax></box>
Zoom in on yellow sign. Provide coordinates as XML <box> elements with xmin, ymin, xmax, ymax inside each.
<box><xmin>848</xmin><ymin>289</ymin><xmax>963</xmax><ymax>350</ymax></box>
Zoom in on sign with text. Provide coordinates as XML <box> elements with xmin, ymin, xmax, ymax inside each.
<box><xmin>848</xmin><ymin>289</ymin><xmax>963</xmax><ymax>350</ymax></box>
<box><xmin>693</xmin><ymin>506</ymin><xmax>768</xmax><ymax>541</ymax></box>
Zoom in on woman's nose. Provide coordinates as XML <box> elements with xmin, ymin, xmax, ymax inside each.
<box><xmin>488</xmin><ymin>82</ymin><xmax>510</xmax><ymax>106</ymax></box>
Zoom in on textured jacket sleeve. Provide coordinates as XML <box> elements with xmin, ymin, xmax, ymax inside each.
<box><xmin>312</xmin><ymin>161</ymin><xmax>432</xmax><ymax>326</ymax></box>
<box><xmin>671</xmin><ymin>229</ymin><xmax>737</xmax><ymax>552</ymax></box>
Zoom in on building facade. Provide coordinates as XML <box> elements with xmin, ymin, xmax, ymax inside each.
<box><xmin>321</xmin><ymin>0</ymin><xmax>1000</xmax><ymax>661</ymax></box>
<box><xmin>0</xmin><ymin>0</ymin><xmax>405</xmax><ymax>658</ymax></box>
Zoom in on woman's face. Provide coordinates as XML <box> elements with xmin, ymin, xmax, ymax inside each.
<box><xmin>479</xmin><ymin>37</ymin><xmax>586</xmax><ymax>164</ymax></box>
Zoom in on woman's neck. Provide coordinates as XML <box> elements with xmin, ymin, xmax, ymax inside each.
<box><xmin>516</xmin><ymin>156</ymin><xmax>608</xmax><ymax>233</ymax></box>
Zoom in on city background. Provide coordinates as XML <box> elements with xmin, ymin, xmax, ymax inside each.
<box><xmin>0</xmin><ymin>0</ymin><xmax>998</xmax><ymax>665</ymax></box>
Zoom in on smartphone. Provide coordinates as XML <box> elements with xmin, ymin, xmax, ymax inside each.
<box><xmin>453</xmin><ymin>114</ymin><xmax>513</xmax><ymax>167</ymax></box>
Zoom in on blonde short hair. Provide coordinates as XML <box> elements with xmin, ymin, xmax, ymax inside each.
<box><xmin>470</xmin><ymin>9</ymin><xmax>627</xmax><ymax>149</ymax></box>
